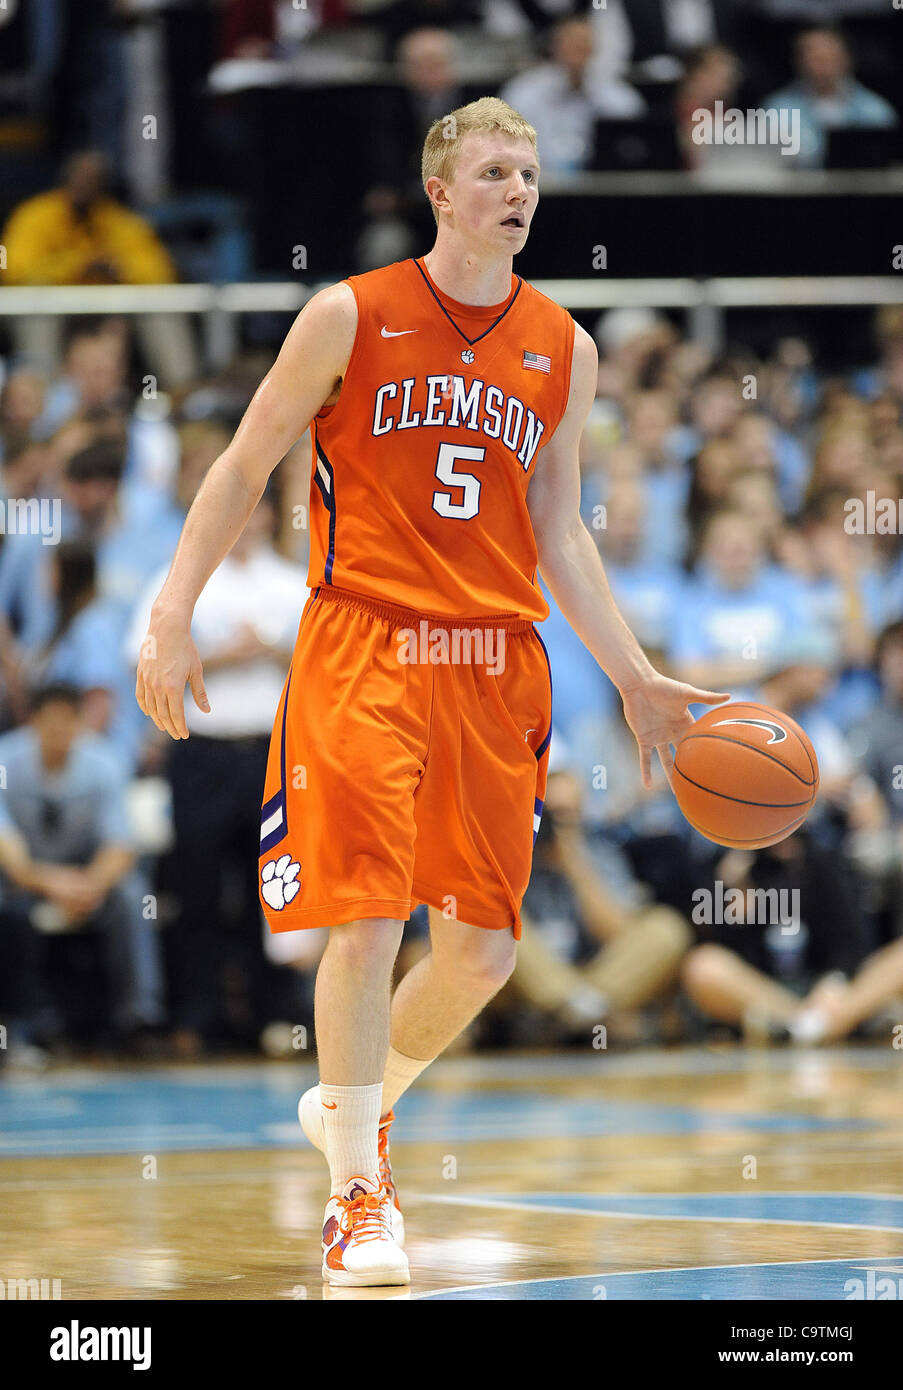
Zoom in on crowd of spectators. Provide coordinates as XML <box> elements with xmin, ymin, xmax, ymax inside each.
<box><xmin>0</xmin><ymin>4</ymin><xmax>900</xmax><ymax>286</ymax></box>
<box><xmin>1</xmin><ymin>296</ymin><xmax>902</xmax><ymax>1067</ymax></box>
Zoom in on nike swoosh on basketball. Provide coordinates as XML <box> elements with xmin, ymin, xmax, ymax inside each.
<box><xmin>714</xmin><ymin>717</ymin><xmax>787</xmax><ymax>745</ymax></box>
<box><xmin>381</xmin><ymin>325</ymin><xmax>418</xmax><ymax>337</ymax></box>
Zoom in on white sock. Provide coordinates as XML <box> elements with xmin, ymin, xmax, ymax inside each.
<box><xmin>319</xmin><ymin>1082</ymin><xmax>383</xmax><ymax>1192</ymax></box>
<box><xmin>381</xmin><ymin>1045</ymin><xmax>434</xmax><ymax>1115</ymax></box>
<box><xmin>789</xmin><ymin>1007</ymin><xmax>829</xmax><ymax>1045</ymax></box>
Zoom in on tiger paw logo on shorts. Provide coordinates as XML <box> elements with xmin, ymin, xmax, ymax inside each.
<box><xmin>261</xmin><ymin>853</ymin><xmax>301</xmax><ymax>910</ymax></box>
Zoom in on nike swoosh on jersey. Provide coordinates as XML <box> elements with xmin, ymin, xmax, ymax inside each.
<box><xmin>381</xmin><ymin>325</ymin><xmax>418</xmax><ymax>337</ymax></box>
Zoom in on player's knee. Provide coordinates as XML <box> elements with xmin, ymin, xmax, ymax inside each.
<box><xmin>325</xmin><ymin>917</ymin><xmax>404</xmax><ymax>972</ymax></box>
<box><xmin>460</xmin><ymin>936</ymin><xmax>517</xmax><ymax>996</ymax></box>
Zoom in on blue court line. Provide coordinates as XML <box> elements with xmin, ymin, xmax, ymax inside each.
<box><xmin>429</xmin><ymin>1191</ymin><xmax>903</xmax><ymax>1232</ymax></box>
<box><xmin>0</xmin><ymin>1071</ymin><xmax>881</xmax><ymax>1156</ymax></box>
<box><xmin>419</xmin><ymin>1254</ymin><xmax>903</xmax><ymax>1300</ymax></box>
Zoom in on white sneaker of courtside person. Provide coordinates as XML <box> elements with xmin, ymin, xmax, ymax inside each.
<box><xmin>299</xmin><ymin>1085</ymin><xmax>405</xmax><ymax>1245</ymax></box>
<box><xmin>321</xmin><ymin>1176</ymin><xmax>410</xmax><ymax>1287</ymax></box>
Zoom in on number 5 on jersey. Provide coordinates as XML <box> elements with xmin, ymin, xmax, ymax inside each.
<box><xmin>431</xmin><ymin>442</ymin><xmax>485</xmax><ymax>520</ymax></box>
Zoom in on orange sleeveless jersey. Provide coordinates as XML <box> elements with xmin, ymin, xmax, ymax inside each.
<box><xmin>307</xmin><ymin>257</ymin><xmax>576</xmax><ymax>621</ymax></box>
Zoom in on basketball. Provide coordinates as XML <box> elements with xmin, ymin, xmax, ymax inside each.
<box><xmin>672</xmin><ymin>701</ymin><xmax>820</xmax><ymax>849</ymax></box>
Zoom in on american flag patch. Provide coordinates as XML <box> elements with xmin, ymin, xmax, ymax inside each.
<box><xmin>522</xmin><ymin>350</ymin><xmax>551</xmax><ymax>374</ymax></box>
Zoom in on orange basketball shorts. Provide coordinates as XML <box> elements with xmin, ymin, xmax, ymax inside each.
<box><xmin>257</xmin><ymin>585</ymin><xmax>553</xmax><ymax>938</ymax></box>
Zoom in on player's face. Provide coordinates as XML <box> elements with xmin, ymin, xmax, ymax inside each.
<box><xmin>446</xmin><ymin>134</ymin><xmax>539</xmax><ymax>255</ymax></box>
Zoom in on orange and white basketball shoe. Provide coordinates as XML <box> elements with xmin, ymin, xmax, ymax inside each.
<box><xmin>321</xmin><ymin>1176</ymin><xmax>410</xmax><ymax>1287</ymax></box>
<box><xmin>299</xmin><ymin>1086</ymin><xmax>405</xmax><ymax>1245</ymax></box>
<box><xmin>377</xmin><ymin>1109</ymin><xmax>404</xmax><ymax>1244</ymax></box>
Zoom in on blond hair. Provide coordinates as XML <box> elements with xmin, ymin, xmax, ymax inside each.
<box><xmin>421</xmin><ymin>96</ymin><xmax>538</xmax><ymax>225</ymax></box>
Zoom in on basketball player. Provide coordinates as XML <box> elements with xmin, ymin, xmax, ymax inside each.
<box><xmin>136</xmin><ymin>97</ymin><xmax>728</xmax><ymax>1287</ymax></box>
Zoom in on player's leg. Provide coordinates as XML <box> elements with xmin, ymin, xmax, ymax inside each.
<box><xmin>315</xmin><ymin>914</ymin><xmax>405</xmax><ymax>1164</ymax></box>
<box><xmin>302</xmin><ymin>908</ymin><xmax>515</xmax><ymax>1249</ymax></box>
<box><xmin>384</xmin><ymin>907</ymin><xmax>516</xmax><ymax>1087</ymax></box>
<box><xmin>312</xmin><ymin>914</ymin><xmax>410</xmax><ymax>1285</ymax></box>
<box><xmin>372</xmin><ymin>618</ymin><xmax>552</xmax><ymax>1119</ymax></box>
<box><xmin>258</xmin><ymin>591</ymin><xmax>429</xmax><ymax>1284</ymax></box>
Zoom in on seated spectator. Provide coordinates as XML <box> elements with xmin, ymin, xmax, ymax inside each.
<box><xmin>579</xmin><ymin>383</ymin><xmax>689</xmax><ymax>561</ymax></box>
<box><xmin>758</xmin><ymin>336</ymin><xmax>821</xmax><ymax>441</ymax></box>
<box><xmin>371</xmin><ymin>28</ymin><xmax>471</xmax><ymax>190</ymax></box>
<box><xmin>536</xmin><ymin>574</ymin><xmax>618</xmax><ymax>746</ymax></box>
<box><xmin>685</xmin><ymin>439</ymin><xmax>744</xmax><ymax>550</ymax></box>
<box><xmin>849</xmin><ymin>619</ymin><xmax>903</xmax><ymax>938</ymax></box>
<box><xmin>593</xmin><ymin>307</ymin><xmax>678</xmax><ymax>404</ymax></box>
<box><xmin>1</xmin><ymin>151</ymin><xmax>197</xmax><ymax>387</ymax></box>
<box><xmin>360</xmin><ymin>28</ymin><xmax>475</xmax><ymax>270</ymax></box>
<box><xmin>799</xmin><ymin>488</ymin><xmax>884</xmax><ymax>656</ymax></box>
<box><xmin>62</xmin><ymin>438</ymin><xmax>184</xmax><ymax>634</ymax></box>
<box><xmin>13</xmin><ymin>540</ymin><xmax>141</xmax><ymax>770</ymax></box>
<box><xmin>731</xmin><ymin>408</ymin><xmax>811</xmax><ymax>516</ymax></box>
<box><xmin>563</xmin><ymin>665</ymin><xmax>703</xmax><ymax>901</ymax></box>
<box><xmin>0</xmin><ymin>682</ymin><xmax>165</xmax><ymax>1061</ymax></box>
<box><xmin>805</xmin><ymin>421</ymin><xmax>875</xmax><ymax>505</ymax></box>
<box><xmin>675</xmin><ymin>43</ymin><xmax>742</xmax><ymax>171</ymax></box>
<box><xmin>673</xmin><ymin>369</ymin><xmax>748</xmax><ymax>471</ymax></box>
<box><xmin>620</xmin><ymin>0</ymin><xmax>763</xmax><ymax>92</ymax></box>
<box><xmin>501</xmin><ymin>17</ymin><xmax>645</xmax><ymax>174</ymax></box>
<box><xmin>36</xmin><ymin>323</ymin><xmax>131</xmax><ymax>439</ymax></box>
<box><xmin>0</xmin><ymin>434</ymin><xmax>52</xmax><ymax>507</ymax></box>
<box><xmin>851</xmin><ymin>620</ymin><xmax>903</xmax><ymax>832</ymax></box>
<box><xmin>668</xmin><ymin>507</ymin><xmax>808</xmax><ymax>689</ymax></box>
<box><xmin>122</xmin><ymin>417</ymin><xmax>231</xmax><ymax>536</ymax></box>
<box><xmin>773</xmin><ymin>514</ymin><xmax>882</xmax><ymax>735</ymax></box>
<box><xmin>755</xmin><ymin>630</ymin><xmax>885</xmax><ymax>837</ymax></box>
<box><xmin>622</xmin><ymin>387</ymin><xmax>690</xmax><ymax>564</ymax></box>
<box><xmin>0</xmin><ymin>436</ymin><xmax>184</xmax><ymax>659</ymax></box>
<box><xmin>881</xmin><ymin>539</ymin><xmax>903</xmax><ymax>627</ymax></box>
<box><xmin>501</xmin><ymin>736</ymin><xmax>692</xmax><ymax>1045</ymax></box>
<box><xmin>765</xmin><ymin>25</ymin><xmax>897</xmax><ymax>169</ymax></box>
<box><xmin>870</xmin><ymin>394</ymin><xmax>903</xmax><ymax>464</ymax></box>
<box><xmin>126</xmin><ymin>491</ymin><xmax>309</xmax><ymax>1057</ymax></box>
<box><xmin>680</xmin><ymin>827</ymin><xmax>903</xmax><ymax>1046</ymax></box>
<box><xmin>1</xmin><ymin>150</ymin><xmax>176</xmax><ymax>289</ymax></box>
<box><xmin>578</xmin><ymin>437</ymin><xmax>639</xmax><ymax>531</ymax></box>
<box><xmin>655</xmin><ymin>337</ymin><xmax>713</xmax><ymax>416</ymax></box>
<box><xmin>624</xmin><ymin>385</ymin><xmax>682</xmax><ymax>466</ymax></box>
<box><xmin>598</xmin><ymin>482</ymin><xmax>685</xmax><ymax>649</ymax></box>
<box><xmin>378</xmin><ymin>0</ymin><xmax>484</xmax><ymax>53</ymax></box>
<box><xmin>853</xmin><ymin>306</ymin><xmax>903</xmax><ymax>407</ymax></box>
<box><xmin>725</xmin><ymin>468</ymin><xmax>784</xmax><ymax>561</ymax></box>
<box><xmin>0</xmin><ymin>366</ymin><xmax>48</xmax><ymax>451</ymax></box>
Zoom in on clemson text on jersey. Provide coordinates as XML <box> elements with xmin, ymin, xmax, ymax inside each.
<box><xmin>370</xmin><ymin>375</ymin><xmax>546</xmax><ymax>472</ymax></box>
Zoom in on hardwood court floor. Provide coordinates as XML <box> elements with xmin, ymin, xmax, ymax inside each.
<box><xmin>1</xmin><ymin>1046</ymin><xmax>902</xmax><ymax>1300</ymax></box>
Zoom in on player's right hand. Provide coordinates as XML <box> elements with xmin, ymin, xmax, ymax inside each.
<box><xmin>135</xmin><ymin>607</ymin><xmax>210</xmax><ymax>740</ymax></box>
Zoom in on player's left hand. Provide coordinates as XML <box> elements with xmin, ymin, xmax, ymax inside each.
<box><xmin>620</xmin><ymin>675</ymin><xmax>730</xmax><ymax>790</ymax></box>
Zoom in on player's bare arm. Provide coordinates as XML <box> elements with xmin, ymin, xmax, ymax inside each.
<box><xmin>135</xmin><ymin>282</ymin><xmax>358</xmax><ymax>741</ymax></box>
<box><xmin>528</xmin><ymin>322</ymin><xmax>729</xmax><ymax>787</ymax></box>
